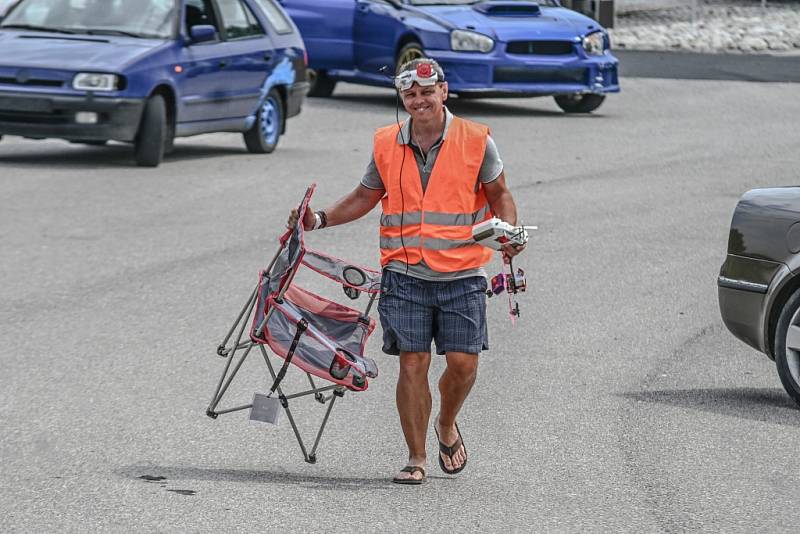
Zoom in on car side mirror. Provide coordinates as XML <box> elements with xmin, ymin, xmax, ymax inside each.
<box><xmin>189</xmin><ymin>25</ymin><xmax>216</xmax><ymax>44</ymax></box>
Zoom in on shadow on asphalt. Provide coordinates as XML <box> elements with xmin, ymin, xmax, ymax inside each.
<box><xmin>621</xmin><ymin>387</ymin><xmax>800</xmax><ymax>425</ymax></box>
<box><xmin>317</xmin><ymin>91</ymin><xmax>579</xmax><ymax>118</ymax></box>
<box><xmin>0</xmin><ymin>142</ymin><xmax>249</xmax><ymax>169</ymax></box>
<box><xmin>119</xmin><ymin>465</ymin><xmax>450</xmax><ymax>490</ymax></box>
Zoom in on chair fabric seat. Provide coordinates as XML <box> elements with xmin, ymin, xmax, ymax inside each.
<box><xmin>251</xmin><ymin>283</ymin><xmax>378</xmax><ymax>390</ymax></box>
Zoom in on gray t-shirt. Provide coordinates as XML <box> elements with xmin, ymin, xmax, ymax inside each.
<box><xmin>361</xmin><ymin>108</ymin><xmax>503</xmax><ymax>281</ymax></box>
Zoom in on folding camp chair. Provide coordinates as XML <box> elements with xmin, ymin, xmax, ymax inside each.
<box><xmin>206</xmin><ymin>184</ymin><xmax>380</xmax><ymax>463</ymax></box>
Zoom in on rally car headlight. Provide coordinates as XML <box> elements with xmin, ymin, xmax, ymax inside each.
<box><xmin>582</xmin><ymin>32</ymin><xmax>606</xmax><ymax>55</ymax></box>
<box><xmin>451</xmin><ymin>30</ymin><xmax>494</xmax><ymax>53</ymax></box>
<box><xmin>73</xmin><ymin>73</ymin><xmax>119</xmax><ymax>91</ymax></box>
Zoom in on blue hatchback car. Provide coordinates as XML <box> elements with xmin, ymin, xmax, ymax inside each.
<box><xmin>282</xmin><ymin>0</ymin><xmax>618</xmax><ymax>113</ymax></box>
<box><xmin>0</xmin><ymin>0</ymin><xmax>308</xmax><ymax>166</ymax></box>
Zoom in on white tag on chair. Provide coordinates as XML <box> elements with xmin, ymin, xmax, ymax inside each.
<box><xmin>250</xmin><ymin>393</ymin><xmax>282</xmax><ymax>425</ymax></box>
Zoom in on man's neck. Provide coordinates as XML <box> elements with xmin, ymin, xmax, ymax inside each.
<box><xmin>411</xmin><ymin>108</ymin><xmax>446</xmax><ymax>142</ymax></box>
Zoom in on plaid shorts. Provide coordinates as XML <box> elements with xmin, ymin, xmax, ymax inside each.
<box><xmin>378</xmin><ymin>269</ymin><xmax>489</xmax><ymax>356</ymax></box>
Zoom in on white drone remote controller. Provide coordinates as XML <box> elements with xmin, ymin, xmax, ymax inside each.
<box><xmin>472</xmin><ymin>217</ymin><xmax>538</xmax><ymax>251</ymax></box>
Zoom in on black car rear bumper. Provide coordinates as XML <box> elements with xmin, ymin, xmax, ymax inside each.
<box><xmin>718</xmin><ymin>255</ymin><xmax>786</xmax><ymax>357</ymax></box>
<box><xmin>0</xmin><ymin>91</ymin><xmax>144</xmax><ymax>142</ymax></box>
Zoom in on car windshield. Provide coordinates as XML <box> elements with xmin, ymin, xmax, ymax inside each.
<box><xmin>0</xmin><ymin>0</ymin><xmax>177</xmax><ymax>39</ymax></box>
<box><xmin>409</xmin><ymin>0</ymin><xmax>558</xmax><ymax>6</ymax></box>
<box><xmin>410</xmin><ymin>0</ymin><xmax>559</xmax><ymax>7</ymax></box>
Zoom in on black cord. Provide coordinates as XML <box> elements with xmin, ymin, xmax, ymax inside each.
<box><xmin>395</xmin><ymin>89</ymin><xmax>410</xmax><ymax>277</ymax></box>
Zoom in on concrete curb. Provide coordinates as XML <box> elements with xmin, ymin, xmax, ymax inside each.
<box><xmin>616</xmin><ymin>49</ymin><xmax>800</xmax><ymax>82</ymax></box>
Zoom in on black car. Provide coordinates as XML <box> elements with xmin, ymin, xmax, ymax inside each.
<box><xmin>719</xmin><ymin>187</ymin><xmax>800</xmax><ymax>406</ymax></box>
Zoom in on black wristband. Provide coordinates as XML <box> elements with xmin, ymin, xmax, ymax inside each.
<box><xmin>317</xmin><ymin>210</ymin><xmax>328</xmax><ymax>229</ymax></box>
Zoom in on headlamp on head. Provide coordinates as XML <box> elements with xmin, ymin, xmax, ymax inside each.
<box><xmin>394</xmin><ymin>62</ymin><xmax>441</xmax><ymax>91</ymax></box>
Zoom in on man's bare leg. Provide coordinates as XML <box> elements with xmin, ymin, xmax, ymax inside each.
<box><xmin>436</xmin><ymin>351</ymin><xmax>478</xmax><ymax>472</ymax></box>
<box><xmin>394</xmin><ymin>351</ymin><xmax>432</xmax><ymax>482</ymax></box>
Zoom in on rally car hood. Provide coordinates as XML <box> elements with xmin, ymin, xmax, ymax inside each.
<box><xmin>418</xmin><ymin>3</ymin><xmax>601</xmax><ymax>42</ymax></box>
<box><xmin>0</xmin><ymin>30</ymin><xmax>167</xmax><ymax>71</ymax></box>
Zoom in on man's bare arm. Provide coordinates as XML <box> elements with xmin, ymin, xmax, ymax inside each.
<box><xmin>484</xmin><ymin>173</ymin><xmax>517</xmax><ymax>225</ymax></box>
<box><xmin>288</xmin><ymin>184</ymin><xmax>384</xmax><ymax>230</ymax></box>
<box><xmin>483</xmin><ymin>172</ymin><xmax>525</xmax><ymax>260</ymax></box>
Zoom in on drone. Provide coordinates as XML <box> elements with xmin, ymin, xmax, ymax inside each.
<box><xmin>472</xmin><ymin>218</ymin><xmax>537</xmax><ymax>322</ymax></box>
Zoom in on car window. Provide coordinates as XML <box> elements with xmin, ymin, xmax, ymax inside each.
<box><xmin>216</xmin><ymin>0</ymin><xmax>263</xmax><ymax>40</ymax></box>
<box><xmin>1</xmin><ymin>0</ymin><xmax>177</xmax><ymax>38</ymax></box>
<box><xmin>409</xmin><ymin>0</ymin><xmax>558</xmax><ymax>4</ymax></box>
<box><xmin>0</xmin><ymin>0</ymin><xmax>18</xmax><ymax>17</ymax></box>
<box><xmin>250</xmin><ymin>0</ymin><xmax>291</xmax><ymax>35</ymax></box>
<box><xmin>185</xmin><ymin>0</ymin><xmax>220</xmax><ymax>36</ymax></box>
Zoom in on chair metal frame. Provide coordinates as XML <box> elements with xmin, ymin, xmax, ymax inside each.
<box><xmin>206</xmin><ymin>187</ymin><xmax>379</xmax><ymax>464</ymax></box>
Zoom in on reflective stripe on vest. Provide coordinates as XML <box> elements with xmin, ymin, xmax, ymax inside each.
<box><xmin>380</xmin><ymin>205</ymin><xmax>490</xmax><ymax>228</ymax></box>
<box><xmin>379</xmin><ymin>236</ymin><xmax>478</xmax><ymax>250</ymax></box>
<box><xmin>374</xmin><ymin>116</ymin><xmax>495</xmax><ymax>272</ymax></box>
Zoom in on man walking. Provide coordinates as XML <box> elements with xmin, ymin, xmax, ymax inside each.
<box><xmin>288</xmin><ymin>58</ymin><xmax>524</xmax><ymax>484</ymax></box>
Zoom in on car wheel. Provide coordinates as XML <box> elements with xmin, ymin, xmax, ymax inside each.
<box><xmin>774</xmin><ymin>288</ymin><xmax>800</xmax><ymax>406</ymax></box>
<box><xmin>307</xmin><ymin>69</ymin><xmax>336</xmax><ymax>98</ymax></box>
<box><xmin>554</xmin><ymin>94</ymin><xmax>606</xmax><ymax>113</ymax></box>
<box><xmin>396</xmin><ymin>42</ymin><xmax>425</xmax><ymax>73</ymax></box>
<box><xmin>164</xmin><ymin>117</ymin><xmax>176</xmax><ymax>155</ymax></box>
<box><xmin>134</xmin><ymin>94</ymin><xmax>166</xmax><ymax>167</ymax></box>
<box><xmin>244</xmin><ymin>88</ymin><xmax>282</xmax><ymax>154</ymax></box>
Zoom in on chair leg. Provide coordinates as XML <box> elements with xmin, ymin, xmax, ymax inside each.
<box><xmin>207</xmin><ymin>343</ymin><xmax>254</xmax><ymax>417</ymax></box>
<box><xmin>257</xmin><ymin>344</ymin><xmax>344</xmax><ymax>464</ymax></box>
<box><xmin>280</xmin><ymin>396</ymin><xmax>314</xmax><ymax>463</ymax></box>
<box><xmin>216</xmin><ymin>284</ymin><xmax>258</xmax><ymax>357</ymax></box>
<box><xmin>308</xmin><ymin>388</ymin><xmax>345</xmax><ymax>461</ymax></box>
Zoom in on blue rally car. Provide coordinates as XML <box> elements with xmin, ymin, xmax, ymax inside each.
<box><xmin>282</xmin><ymin>0</ymin><xmax>619</xmax><ymax>113</ymax></box>
<box><xmin>0</xmin><ymin>0</ymin><xmax>308</xmax><ymax>166</ymax></box>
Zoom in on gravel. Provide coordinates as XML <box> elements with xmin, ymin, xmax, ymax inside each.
<box><xmin>609</xmin><ymin>2</ymin><xmax>800</xmax><ymax>54</ymax></box>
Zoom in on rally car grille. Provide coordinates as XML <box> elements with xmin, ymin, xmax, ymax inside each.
<box><xmin>493</xmin><ymin>66</ymin><xmax>587</xmax><ymax>84</ymax></box>
<box><xmin>506</xmin><ymin>41</ymin><xmax>574</xmax><ymax>55</ymax></box>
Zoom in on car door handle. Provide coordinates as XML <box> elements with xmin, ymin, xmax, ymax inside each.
<box><xmin>219</xmin><ymin>60</ymin><xmax>228</xmax><ymax>69</ymax></box>
<box><xmin>263</xmin><ymin>53</ymin><xmax>272</xmax><ymax>62</ymax></box>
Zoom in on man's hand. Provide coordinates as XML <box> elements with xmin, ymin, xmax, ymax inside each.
<box><xmin>501</xmin><ymin>242</ymin><xmax>525</xmax><ymax>264</ymax></box>
<box><xmin>287</xmin><ymin>207</ymin><xmax>316</xmax><ymax>230</ymax></box>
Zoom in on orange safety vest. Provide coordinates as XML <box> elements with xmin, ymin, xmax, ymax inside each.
<box><xmin>374</xmin><ymin>116</ymin><xmax>494</xmax><ymax>272</ymax></box>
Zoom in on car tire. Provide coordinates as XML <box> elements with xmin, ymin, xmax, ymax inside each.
<box><xmin>243</xmin><ymin>88</ymin><xmax>282</xmax><ymax>154</ymax></box>
<box><xmin>134</xmin><ymin>94</ymin><xmax>166</xmax><ymax>167</ymax></box>
<box><xmin>307</xmin><ymin>69</ymin><xmax>336</xmax><ymax>98</ymax></box>
<box><xmin>164</xmin><ymin>118</ymin><xmax>176</xmax><ymax>155</ymax></box>
<box><xmin>554</xmin><ymin>94</ymin><xmax>606</xmax><ymax>113</ymax></box>
<box><xmin>396</xmin><ymin>42</ymin><xmax>425</xmax><ymax>73</ymax></box>
<box><xmin>774</xmin><ymin>287</ymin><xmax>800</xmax><ymax>406</ymax></box>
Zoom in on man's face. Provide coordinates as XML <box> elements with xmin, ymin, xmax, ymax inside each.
<box><xmin>400</xmin><ymin>81</ymin><xmax>448</xmax><ymax>123</ymax></box>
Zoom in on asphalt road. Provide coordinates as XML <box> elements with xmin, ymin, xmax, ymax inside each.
<box><xmin>1</xmin><ymin>78</ymin><xmax>799</xmax><ymax>532</ymax></box>
<box><xmin>616</xmin><ymin>50</ymin><xmax>800</xmax><ymax>83</ymax></box>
